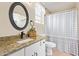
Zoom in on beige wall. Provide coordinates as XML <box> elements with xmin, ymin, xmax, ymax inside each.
<box><xmin>0</xmin><ymin>2</ymin><xmax>35</xmax><ymax>37</ymax></box>
<box><xmin>1</xmin><ymin>2</ymin><xmax>76</xmax><ymax>37</ymax></box>
<box><xmin>0</xmin><ymin>2</ymin><xmax>44</xmax><ymax>37</ymax></box>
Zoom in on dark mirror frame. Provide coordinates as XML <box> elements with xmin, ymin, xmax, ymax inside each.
<box><xmin>9</xmin><ymin>2</ymin><xmax>29</xmax><ymax>30</ymax></box>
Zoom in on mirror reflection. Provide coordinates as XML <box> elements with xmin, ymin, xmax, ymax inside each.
<box><xmin>13</xmin><ymin>5</ymin><xmax>26</xmax><ymax>28</ymax></box>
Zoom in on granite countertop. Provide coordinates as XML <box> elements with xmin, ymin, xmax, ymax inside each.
<box><xmin>0</xmin><ymin>35</ymin><xmax>47</xmax><ymax>56</ymax></box>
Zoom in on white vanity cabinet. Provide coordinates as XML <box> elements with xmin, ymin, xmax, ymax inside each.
<box><xmin>8</xmin><ymin>48</ymin><xmax>24</xmax><ymax>56</ymax></box>
<box><xmin>25</xmin><ymin>39</ymin><xmax>46</xmax><ymax>56</ymax></box>
<box><xmin>8</xmin><ymin>39</ymin><xmax>45</xmax><ymax>56</ymax></box>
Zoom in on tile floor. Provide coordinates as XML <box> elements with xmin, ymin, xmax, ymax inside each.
<box><xmin>52</xmin><ymin>48</ymin><xmax>72</xmax><ymax>56</ymax></box>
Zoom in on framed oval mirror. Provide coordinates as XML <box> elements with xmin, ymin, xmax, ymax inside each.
<box><xmin>9</xmin><ymin>2</ymin><xmax>29</xmax><ymax>30</ymax></box>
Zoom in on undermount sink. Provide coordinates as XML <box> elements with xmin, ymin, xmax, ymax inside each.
<box><xmin>17</xmin><ymin>38</ymin><xmax>34</xmax><ymax>44</ymax></box>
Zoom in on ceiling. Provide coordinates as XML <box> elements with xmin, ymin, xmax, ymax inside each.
<box><xmin>41</xmin><ymin>2</ymin><xmax>76</xmax><ymax>13</ymax></box>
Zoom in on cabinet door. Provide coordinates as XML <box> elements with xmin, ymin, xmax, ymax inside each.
<box><xmin>25</xmin><ymin>45</ymin><xmax>35</xmax><ymax>56</ymax></box>
<box><xmin>37</xmin><ymin>39</ymin><xmax>46</xmax><ymax>56</ymax></box>
<box><xmin>25</xmin><ymin>41</ymin><xmax>39</xmax><ymax>56</ymax></box>
<box><xmin>25</xmin><ymin>39</ymin><xmax>46</xmax><ymax>56</ymax></box>
<box><xmin>8</xmin><ymin>48</ymin><xmax>24</xmax><ymax>56</ymax></box>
